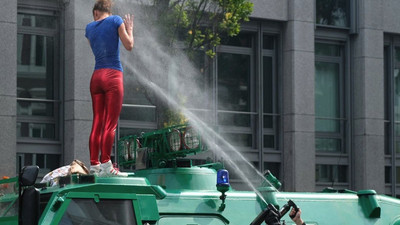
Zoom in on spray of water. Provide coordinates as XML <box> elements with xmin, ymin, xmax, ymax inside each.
<box><xmin>114</xmin><ymin>1</ymin><xmax>287</xmax><ymax>205</ymax></box>
<box><xmin>123</xmin><ymin>61</ymin><xmax>270</xmax><ymax>204</ymax></box>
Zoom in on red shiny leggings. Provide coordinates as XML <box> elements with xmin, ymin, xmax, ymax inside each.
<box><xmin>89</xmin><ymin>68</ymin><xmax>123</xmax><ymax>165</ymax></box>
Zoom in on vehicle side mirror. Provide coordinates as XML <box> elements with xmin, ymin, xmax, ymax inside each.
<box><xmin>20</xmin><ymin>165</ymin><xmax>39</xmax><ymax>186</ymax></box>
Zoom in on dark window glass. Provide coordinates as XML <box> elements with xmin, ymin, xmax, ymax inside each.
<box><xmin>385</xmin><ymin>121</ymin><xmax>391</xmax><ymax>155</ymax></box>
<box><xmin>218</xmin><ymin>53</ymin><xmax>251</xmax><ymax>112</ymax></box>
<box><xmin>22</xmin><ymin>153</ymin><xmax>33</xmax><ymax>166</ymax></box>
<box><xmin>393</xmin><ymin>48</ymin><xmax>400</xmax><ymax>121</ymax></box>
<box><xmin>46</xmin><ymin>154</ymin><xmax>61</xmax><ymax>171</ymax></box>
<box><xmin>60</xmin><ymin>199</ymin><xmax>137</xmax><ymax>225</ymax></box>
<box><xmin>385</xmin><ymin>166</ymin><xmax>391</xmax><ymax>184</ymax></box>
<box><xmin>315</xmin><ymin>138</ymin><xmax>341</xmax><ymax>152</ymax></box>
<box><xmin>183</xmin><ymin>50</ymin><xmax>209</xmax><ymax>110</ymax></box>
<box><xmin>218</xmin><ymin>112</ymin><xmax>251</xmax><ymax>127</ymax></box>
<box><xmin>264</xmin><ymin>115</ymin><xmax>273</xmax><ymax>129</ymax></box>
<box><xmin>384</xmin><ymin>46</ymin><xmax>390</xmax><ymax>121</ymax></box>
<box><xmin>315</xmin><ymin>164</ymin><xmax>347</xmax><ymax>183</ymax></box>
<box><xmin>394</xmin><ymin>48</ymin><xmax>400</xmax><ymax>154</ymax></box>
<box><xmin>17</xmin><ymin>153</ymin><xmax>60</xmax><ymax>175</ymax></box>
<box><xmin>17</xmin><ymin>11</ymin><xmax>59</xmax><ymax>146</ymax></box>
<box><xmin>316</xmin><ymin>0</ymin><xmax>349</xmax><ymax>27</ymax></box>
<box><xmin>17</xmin><ymin>122</ymin><xmax>55</xmax><ymax>139</ymax></box>
<box><xmin>17</xmin><ymin>153</ymin><xmax>58</xmax><ymax>176</ymax></box>
<box><xmin>264</xmin><ymin>162</ymin><xmax>280</xmax><ymax>179</ymax></box>
<box><xmin>397</xmin><ymin>167</ymin><xmax>400</xmax><ymax>184</ymax></box>
<box><xmin>220</xmin><ymin>32</ymin><xmax>253</xmax><ymax>47</ymax></box>
<box><xmin>120</xmin><ymin>107</ymin><xmax>156</xmax><ymax>122</ymax></box>
<box><xmin>36</xmin><ymin>154</ymin><xmax>45</xmax><ymax>168</ymax></box>
<box><xmin>17</xmin><ymin>34</ymin><xmax>55</xmax><ymax>100</ymax></box>
<box><xmin>17</xmin><ymin>14</ymin><xmax>56</xmax><ymax>29</ymax></box>
<box><xmin>384</xmin><ymin>46</ymin><xmax>391</xmax><ymax>155</ymax></box>
<box><xmin>121</xmin><ymin>72</ymin><xmax>156</xmax><ymax>122</ymax></box>
<box><xmin>264</xmin><ymin>135</ymin><xmax>275</xmax><ymax>148</ymax></box>
<box><xmin>315</xmin><ymin>43</ymin><xmax>343</xmax><ymax>153</ymax></box>
<box><xmin>263</xmin><ymin>35</ymin><xmax>275</xmax><ymax>50</ymax></box>
<box><xmin>221</xmin><ymin>133</ymin><xmax>252</xmax><ymax>147</ymax></box>
<box><xmin>17</xmin><ymin>101</ymin><xmax>54</xmax><ymax>117</ymax></box>
<box><xmin>394</xmin><ymin>48</ymin><xmax>400</xmax><ymax>120</ymax></box>
<box><xmin>263</xmin><ymin>57</ymin><xmax>273</xmax><ymax>113</ymax></box>
<box><xmin>315</xmin><ymin>43</ymin><xmax>341</xmax><ymax>57</ymax></box>
<box><xmin>315</xmin><ymin>62</ymin><xmax>340</xmax><ymax>132</ymax></box>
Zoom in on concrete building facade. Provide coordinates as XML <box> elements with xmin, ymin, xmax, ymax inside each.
<box><xmin>1</xmin><ymin>0</ymin><xmax>399</xmax><ymax>197</ymax></box>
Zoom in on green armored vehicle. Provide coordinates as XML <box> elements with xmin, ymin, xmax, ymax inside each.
<box><xmin>1</xmin><ymin>124</ymin><xmax>400</xmax><ymax>225</ymax></box>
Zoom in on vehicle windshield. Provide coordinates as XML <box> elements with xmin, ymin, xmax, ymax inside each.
<box><xmin>59</xmin><ymin>198</ymin><xmax>137</xmax><ymax>225</ymax></box>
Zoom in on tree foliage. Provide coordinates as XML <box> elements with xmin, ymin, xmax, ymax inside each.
<box><xmin>153</xmin><ymin>0</ymin><xmax>253</xmax><ymax>58</ymax></box>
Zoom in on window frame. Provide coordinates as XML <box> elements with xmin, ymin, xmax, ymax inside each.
<box><xmin>16</xmin><ymin>6</ymin><xmax>63</xmax><ymax>176</ymax></box>
<box><xmin>213</xmin><ymin>22</ymin><xmax>282</xmax><ymax>189</ymax></box>
<box><xmin>314</xmin><ymin>30</ymin><xmax>351</xmax><ymax>190</ymax></box>
<box><xmin>383</xmin><ymin>35</ymin><xmax>400</xmax><ymax>197</ymax></box>
<box><xmin>315</xmin><ymin>0</ymin><xmax>358</xmax><ymax>33</ymax></box>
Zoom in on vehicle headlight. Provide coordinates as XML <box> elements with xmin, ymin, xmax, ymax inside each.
<box><xmin>183</xmin><ymin>127</ymin><xmax>200</xmax><ymax>149</ymax></box>
<box><xmin>168</xmin><ymin>129</ymin><xmax>181</xmax><ymax>151</ymax></box>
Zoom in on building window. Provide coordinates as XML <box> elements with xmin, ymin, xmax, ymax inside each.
<box><xmin>316</xmin><ymin>164</ymin><xmax>347</xmax><ymax>183</ymax></box>
<box><xmin>316</xmin><ymin>0</ymin><xmax>350</xmax><ymax>28</ymax></box>
<box><xmin>315</xmin><ymin>42</ymin><xmax>349</xmax><ymax>190</ymax></box>
<box><xmin>315</xmin><ymin>43</ymin><xmax>343</xmax><ymax>153</ymax></box>
<box><xmin>216</xmin><ymin>26</ymin><xmax>281</xmax><ymax>190</ymax></box>
<box><xmin>384</xmin><ymin>37</ymin><xmax>400</xmax><ymax>197</ymax></box>
<box><xmin>217</xmin><ymin>33</ymin><xmax>257</xmax><ymax>190</ymax></box>
<box><xmin>263</xmin><ymin>35</ymin><xmax>279</xmax><ymax>151</ymax></box>
<box><xmin>17</xmin><ymin>11</ymin><xmax>61</xmax><ymax>175</ymax></box>
<box><xmin>217</xmin><ymin>52</ymin><xmax>252</xmax><ymax>127</ymax></box>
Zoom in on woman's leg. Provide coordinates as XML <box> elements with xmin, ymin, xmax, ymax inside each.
<box><xmin>89</xmin><ymin>71</ymin><xmax>106</xmax><ymax>166</ymax></box>
<box><xmin>100</xmin><ymin>69</ymin><xmax>124</xmax><ymax>164</ymax></box>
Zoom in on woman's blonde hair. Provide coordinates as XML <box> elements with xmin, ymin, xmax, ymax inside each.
<box><xmin>93</xmin><ymin>0</ymin><xmax>113</xmax><ymax>14</ymax></box>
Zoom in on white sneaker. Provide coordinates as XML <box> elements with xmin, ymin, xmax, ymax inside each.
<box><xmin>90</xmin><ymin>164</ymin><xmax>100</xmax><ymax>175</ymax></box>
<box><xmin>99</xmin><ymin>160</ymin><xmax>128</xmax><ymax>177</ymax></box>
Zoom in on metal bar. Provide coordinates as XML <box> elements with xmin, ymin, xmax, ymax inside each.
<box><xmin>217</xmin><ymin>110</ymin><xmax>258</xmax><ymax>115</ymax></box>
<box><xmin>315</xmin><ymin>116</ymin><xmax>346</xmax><ymax>121</ymax></box>
<box><xmin>17</xmin><ymin>98</ymin><xmax>60</xmax><ymax>103</ymax></box>
<box><xmin>122</xmin><ymin>104</ymin><xmax>156</xmax><ymax>109</ymax></box>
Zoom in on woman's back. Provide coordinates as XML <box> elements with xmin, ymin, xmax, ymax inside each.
<box><xmin>85</xmin><ymin>15</ymin><xmax>123</xmax><ymax>71</ymax></box>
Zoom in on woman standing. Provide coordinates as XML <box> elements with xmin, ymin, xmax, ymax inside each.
<box><xmin>85</xmin><ymin>0</ymin><xmax>134</xmax><ymax>176</ymax></box>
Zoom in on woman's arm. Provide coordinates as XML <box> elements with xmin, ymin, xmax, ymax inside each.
<box><xmin>118</xmin><ymin>14</ymin><xmax>134</xmax><ymax>51</ymax></box>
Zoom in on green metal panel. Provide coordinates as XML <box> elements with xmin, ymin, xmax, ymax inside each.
<box><xmin>0</xmin><ymin>216</ymin><xmax>17</xmax><ymax>225</ymax></box>
<box><xmin>393</xmin><ymin>219</ymin><xmax>400</xmax><ymax>225</ymax></box>
<box><xmin>135</xmin><ymin>167</ymin><xmax>218</xmax><ymax>190</ymax></box>
<box><xmin>137</xmin><ymin>195</ymin><xmax>160</xmax><ymax>221</ymax></box>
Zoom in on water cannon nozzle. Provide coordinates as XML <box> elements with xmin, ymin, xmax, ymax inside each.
<box><xmin>263</xmin><ymin>170</ymin><xmax>281</xmax><ymax>190</ymax></box>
